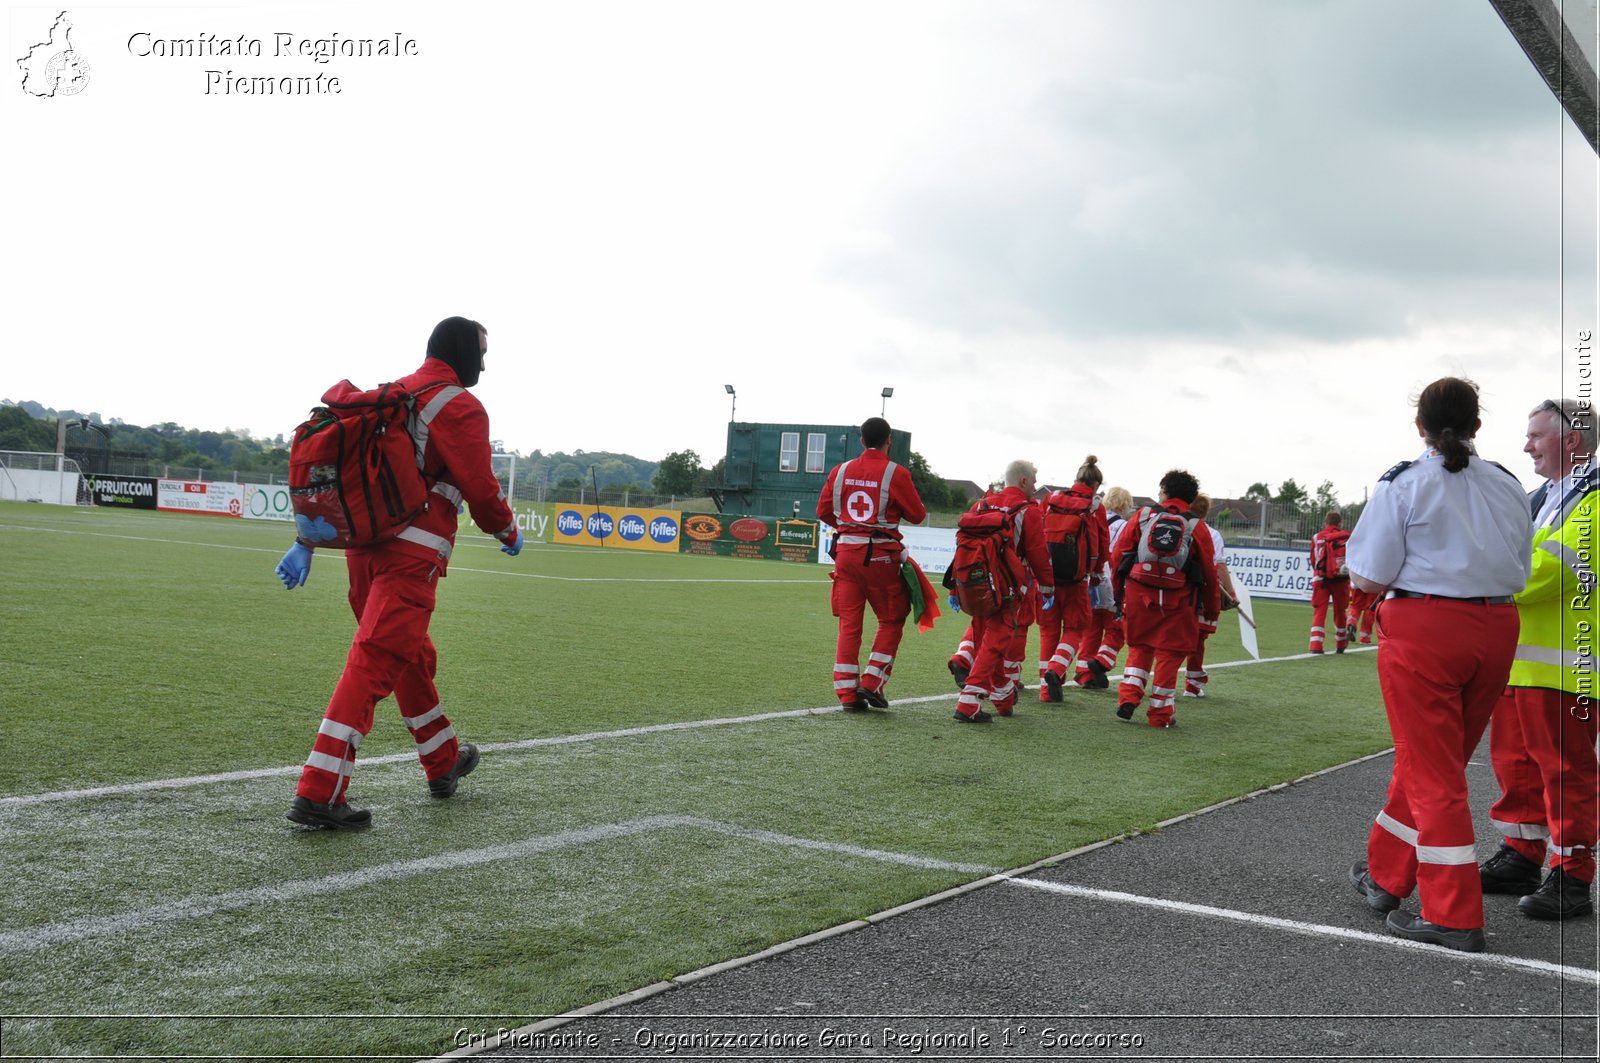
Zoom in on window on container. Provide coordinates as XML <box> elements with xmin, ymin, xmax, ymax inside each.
<box><xmin>805</xmin><ymin>433</ymin><xmax>826</xmax><ymax>473</ymax></box>
<box><xmin>779</xmin><ymin>432</ymin><xmax>800</xmax><ymax>472</ymax></box>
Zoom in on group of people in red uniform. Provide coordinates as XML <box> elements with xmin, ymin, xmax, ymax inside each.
<box><xmin>817</xmin><ymin>380</ymin><xmax>1595</xmax><ymax>955</ymax></box>
<box><xmin>269</xmin><ymin>358</ymin><xmax>1593</xmax><ymax>959</ymax></box>
<box><xmin>820</xmin><ymin>438</ymin><xmax>1228</xmax><ymax>730</ymax></box>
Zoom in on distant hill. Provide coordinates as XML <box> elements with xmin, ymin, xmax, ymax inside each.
<box><xmin>0</xmin><ymin>399</ymin><xmax>662</xmax><ymax>488</ymax></box>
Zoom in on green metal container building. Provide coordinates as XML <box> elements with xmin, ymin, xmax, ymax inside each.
<box><xmin>711</xmin><ymin>421</ymin><xmax>912</xmax><ymax>517</ymax></box>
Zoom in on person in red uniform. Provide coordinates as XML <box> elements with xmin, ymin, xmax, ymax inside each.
<box><xmin>1038</xmin><ymin>455</ymin><xmax>1110</xmax><ymax>703</ymax></box>
<box><xmin>1109</xmin><ymin>469</ymin><xmax>1218</xmax><ymax>729</ymax></box>
<box><xmin>1308</xmin><ymin>511</ymin><xmax>1352</xmax><ymax>653</ymax></box>
<box><xmin>953</xmin><ymin>460</ymin><xmax>1055</xmax><ymax>722</ymax></box>
<box><xmin>1180</xmin><ymin>493</ymin><xmax>1239</xmax><ymax>698</ymax></box>
<box><xmin>1345</xmin><ymin>587</ymin><xmax>1377</xmax><ymax>645</ymax></box>
<box><xmin>1076</xmin><ymin>485</ymin><xmax>1134</xmax><ymax>690</ymax></box>
<box><xmin>1480</xmin><ymin>397</ymin><xmax>1599</xmax><ymax>920</ymax></box>
<box><xmin>817</xmin><ymin>417</ymin><xmax>927</xmax><ymax>711</ymax></box>
<box><xmin>1345</xmin><ymin>376</ymin><xmax>1532</xmax><ymax>952</ymax></box>
<box><xmin>274</xmin><ymin>316</ymin><xmax>524</xmax><ymax>830</ymax></box>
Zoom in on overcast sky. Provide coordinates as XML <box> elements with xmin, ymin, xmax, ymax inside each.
<box><xmin>4</xmin><ymin>0</ymin><xmax>1596</xmax><ymax>502</ymax></box>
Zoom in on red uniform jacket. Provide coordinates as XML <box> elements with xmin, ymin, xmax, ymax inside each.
<box><xmin>1310</xmin><ymin>526</ymin><xmax>1351</xmax><ymax>584</ymax></box>
<box><xmin>370</xmin><ymin>358</ymin><xmax>517</xmax><ymax>574</ymax></box>
<box><xmin>817</xmin><ymin>448</ymin><xmax>926</xmax><ymax>548</ymax></box>
<box><xmin>1110</xmin><ymin>499</ymin><xmax>1219</xmax><ymax>650</ymax></box>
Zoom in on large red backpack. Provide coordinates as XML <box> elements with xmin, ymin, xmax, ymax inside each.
<box><xmin>1314</xmin><ymin>528</ymin><xmax>1350</xmax><ymax>580</ymax></box>
<box><xmin>1119</xmin><ymin>506</ymin><xmax>1202</xmax><ymax>590</ymax></box>
<box><xmin>944</xmin><ymin>500</ymin><xmax>1029</xmax><ymax>617</ymax></box>
<box><xmin>287</xmin><ymin>379</ymin><xmax>452</xmax><ymax>549</ymax></box>
<box><xmin>1042</xmin><ymin>489</ymin><xmax>1093</xmax><ymax>583</ymax></box>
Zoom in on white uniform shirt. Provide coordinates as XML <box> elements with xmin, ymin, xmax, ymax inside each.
<box><xmin>1347</xmin><ymin>449</ymin><xmax>1532</xmax><ymax>597</ymax></box>
<box><xmin>1206</xmin><ymin>524</ymin><xmax>1227</xmax><ymax>566</ymax></box>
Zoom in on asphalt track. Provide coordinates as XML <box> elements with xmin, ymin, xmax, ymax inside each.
<box><xmin>445</xmin><ymin>722</ymin><xmax>1600</xmax><ymax>1063</ymax></box>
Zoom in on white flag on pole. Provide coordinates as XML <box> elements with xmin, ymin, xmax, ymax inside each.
<box><xmin>1234</xmin><ymin>582</ymin><xmax>1260</xmax><ymax>660</ymax></box>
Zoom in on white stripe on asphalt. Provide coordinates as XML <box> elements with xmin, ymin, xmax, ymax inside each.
<box><xmin>1005</xmin><ymin>877</ymin><xmax>1600</xmax><ymax>985</ymax></box>
<box><xmin>0</xmin><ymin>816</ymin><xmax>983</xmax><ymax>955</ymax></box>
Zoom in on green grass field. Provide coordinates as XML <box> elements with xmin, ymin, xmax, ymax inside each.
<box><xmin>0</xmin><ymin>501</ymin><xmax>1387</xmax><ymax>1059</ymax></box>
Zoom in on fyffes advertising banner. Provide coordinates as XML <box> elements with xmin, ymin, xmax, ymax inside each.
<box><xmin>546</xmin><ymin>503</ymin><xmax>682</xmax><ymax>552</ymax></box>
<box><xmin>680</xmin><ymin>512</ymin><xmax>820</xmax><ymax>563</ymax></box>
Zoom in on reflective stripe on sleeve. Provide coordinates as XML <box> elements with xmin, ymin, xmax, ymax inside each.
<box><xmin>410</xmin><ymin>386</ymin><xmax>466</xmax><ymax>466</ymax></box>
<box><xmin>432</xmin><ymin>482</ymin><xmax>463</xmax><ymax>506</ymax></box>
<box><xmin>1537</xmin><ymin>537</ymin><xmax>1598</xmax><ymax>595</ymax></box>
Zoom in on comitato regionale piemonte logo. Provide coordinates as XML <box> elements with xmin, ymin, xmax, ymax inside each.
<box><xmin>17</xmin><ymin>10</ymin><xmax>90</xmax><ymax>97</ymax></box>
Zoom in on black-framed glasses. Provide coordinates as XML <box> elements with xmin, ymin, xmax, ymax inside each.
<box><xmin>1536</xmin><ymin>399</ymin><xmax>1576</xmax><ymax>430</ymax></box>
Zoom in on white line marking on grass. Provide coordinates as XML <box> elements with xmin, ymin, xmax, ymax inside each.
<box><xmin>0</xmin><ymin>646</ymin><xmax>1377</xmax><ymax>809</ymax></box>
<box><xmin>448</xmin><ymin>564</ymin><xmax>827</xmax><ymax>584</ymax></box>
<box><xmin>1003</xmin><ymin>876</ymin><xmax>1600</xmax><ymax>985</ymax></box>
<box><xmin>0</xmin><ymin>816</ymin><xmax>982</xmax><ymax>955</ymax></box>
<box><xmin>684</xmin><ymin>817</ymin><xmax>993</xmax><ymax>874</ymax></box>
<box><xmin>0</xmin><ymin>523</ymin><xmax>270</xmax><ymax>554</ymax></box>
<box><xmin>0</xmin><ymin>708</ymin><xmax>849</xmax><ymax>809</ymax></box>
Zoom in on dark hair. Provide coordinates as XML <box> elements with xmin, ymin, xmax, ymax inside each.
<box><xmin>1160</xmin><ymin>468</ymin><xmax>1199</xmax><ymax>504</ymax></box>
<box><xmin>1325</xmin><ymin>510</ymin><xmax>1341</xmax><ymax>527</ymax></box>
<box><xmin>1415</xmin><ymin>377</ymin><xmax>1480</xmax><ymax>473</ymax></box>
<box><xmin>860</xmin><ymin>417</ymin><xmax>891</xmax><ymax>449</ymax></box>
<box><xmin>1076</xmin><ymin>454</ymin><xmax>1103</xmax><ymax>487</ymax></box>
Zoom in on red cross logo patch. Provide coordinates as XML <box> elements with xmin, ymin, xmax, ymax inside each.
<box><xmin>846</xmin><ymin>490</ymin><xmax>876</xmax><ymax>523</ymax></box>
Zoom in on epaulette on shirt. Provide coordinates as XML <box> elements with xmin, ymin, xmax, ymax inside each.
<box><xmin>1379</xmin><ymin>460</ymin><xmax>1413</xmax><ymax>483</ymax></box>
<box><xmin>1488</xmin><ymin>460</ymin><xmax>1520</xmax><ymax>480</ymax></box>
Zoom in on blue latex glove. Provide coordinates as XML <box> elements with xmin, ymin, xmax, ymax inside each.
<box><xmin>500</xmin><ymin>526</ymin><xmax>524</xmax><ymax>557</ymax></box>
<box><xmin>1042</xmin><ymin>595</ymin><xmax>1055</xmax><ymax>611</ymax></box>
<box><xmin>947</xmin><ymin>593</ymin><xmax>961</xmax><ymax>613</ymax></box>
<box><xmin>275</xmin><ymin>542</ymin><xmax>313</xmax><ymax>590</ymax></box>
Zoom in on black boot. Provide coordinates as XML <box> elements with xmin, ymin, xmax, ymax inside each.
<box><xmin>1518</xmin><ymin>868</ymin><xmax>1594</xmax><ymax>921</ymax></box>
<box><xmin>428</xmin><ymin>742</ymin><xmax>480</xmax><ymax>798</ymax></box>
<box><xmin>287</xmin><ymin>795</ymin><xmax>372</xmax><ymax>830</ymax></box>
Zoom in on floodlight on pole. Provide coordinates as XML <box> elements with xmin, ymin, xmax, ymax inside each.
<box><xmin>724</xmin><ymin>384</ymin><xmax>736</xmax><ymax>421</ymax></box>
<box><xmin>880</xmin><ymin>386</ymin><xmax>894</xmax><ymax>416</ymax></box>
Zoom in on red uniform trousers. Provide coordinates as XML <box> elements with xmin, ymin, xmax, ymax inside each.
<box><xmin>1117</xmin><ymin>583</ymin><xmax>1198</xmax><ymax>727</ymax></box>
<box><xmin>1077</xmin><ymin>611</ymin><xmax>1126</xmax><ymax>684</ymax></box>
<box><xmin>830</xmin><ymin>543</ymin><xmax>910</xmax><ymax>705</ymax></box>
<box><xmin>1182</xmin><ymin>629</ymin><xmax>1211</xmax><ymax>694</ymax></box>
<box><xmin>1310</xmin><ymin>579</ymin><xmax>1351</xmax><ymax>652</ymax></box>
<box><xmin>1040</xmin><ymin>583</ymin><xmax>1093</xmax><ymax>685</ymax></box>
<box><xmin>950</xmin><ymin>624</ymin><xmax>977</xmax><ymax>674</ymax></box>
<box><xmin>1347</xmin><ymin>587</ymin><xmax>1377</xmax><ymax>643</ymax></box>
<box><xmin>296</xmin><ymin>549</ymin><xmax>463</xmax><ymax>805</ymax></box>
<box><xmin>1365</xmin><ymin>598</ymin><xmax>1519</xmax><ymax>930</ymax></box>
<box><xmin>1488</xmin><ymin>686</ymin><xmax>1600</xmax><ymax>883</ymax></box>
<box><xmin>956</xmin><ymin>601</ymin><xmax>1031</xmax><ymax>717</ymax></box>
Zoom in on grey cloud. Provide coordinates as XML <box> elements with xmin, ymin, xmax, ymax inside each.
<box><xmin>825</xmin><ymin>0</ymin><xmax>1562</xmax><ymax>350</ymax></box>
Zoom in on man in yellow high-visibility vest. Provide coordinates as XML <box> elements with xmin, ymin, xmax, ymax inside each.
<box><xmin>1481</xmin><ymin>397</ymin><xmax>1599</xmax><ymax>920</ymax></box>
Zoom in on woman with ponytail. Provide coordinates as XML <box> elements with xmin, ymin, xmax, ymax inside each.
<box><xmin>1343</xmin><ymin>376</ymin><xmax>1532</xmax><ymax>951</ymax></box>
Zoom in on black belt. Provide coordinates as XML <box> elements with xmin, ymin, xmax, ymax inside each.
<box><xmin>1386</xmin><ymin>589</ymin><xmax>1515</xmax><ymax>605</ymax></box>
